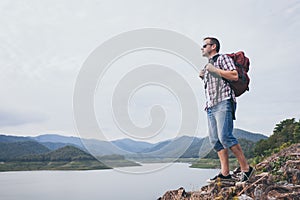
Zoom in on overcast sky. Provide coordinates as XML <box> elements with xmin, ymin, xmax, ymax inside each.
<box><xmin>0</xmin><ymin>0</ymin><xmax>299</xmax><ymax>143</ymax></box>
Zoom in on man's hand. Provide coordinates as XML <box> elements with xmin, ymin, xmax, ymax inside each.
<box><xmin>199</xmin><ymin>69</ymin><xmax>205</xmax><ymax>79</ymax></box>
<box><xmin>206</xmin><ymin>63</ymin><xmax>221</xmax><ymax>77</ymax></box>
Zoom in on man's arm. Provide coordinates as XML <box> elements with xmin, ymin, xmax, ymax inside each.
<box><xmin>206</xmin><ymin>63</ymin><xmax>238</xmax><ymax>81</ymax></box>
<box><xmin>219</xmin><ymin>69</ymin><xmax>238</xmax><ymax>81</ymax></box>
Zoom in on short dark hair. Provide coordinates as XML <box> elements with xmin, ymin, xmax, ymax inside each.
<box><xmin>204</xmin><ymin>37</ymin><xmax>220</xmax><ymax>52</ymax></box>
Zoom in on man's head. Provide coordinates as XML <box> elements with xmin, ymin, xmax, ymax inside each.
<box><xmin>201</xmin><ymin>37</ymin><xmax>220</xmax><ymax>58</ymax></box>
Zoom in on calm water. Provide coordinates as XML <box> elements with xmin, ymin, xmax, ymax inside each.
<box><xmin>0</xmin><ymin>163</ymin><xmax>218</xmax><ymax>200</ymax></box>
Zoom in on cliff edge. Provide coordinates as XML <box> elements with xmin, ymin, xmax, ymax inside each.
<box><xmin>158</xmin><ymin>143</ymin><xmax>300</xmax><ymax>200</ymax></box>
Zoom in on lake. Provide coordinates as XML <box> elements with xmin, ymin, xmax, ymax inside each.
<box><xmin>0</xmin><ymin>163</ymin><xmax>218</xmax><ymax>200</ymax></box>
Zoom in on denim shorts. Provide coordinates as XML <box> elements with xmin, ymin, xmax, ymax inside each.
<box><xmin>207</xmin><ymin>99</ymin><xmax>238</xmax><ymax>152</ymax></box>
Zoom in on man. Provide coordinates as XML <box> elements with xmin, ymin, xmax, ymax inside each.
<box><xmin>199</xmin><ymin>37</ymin><xmax>254</xmax><ymax>182</ymax></box>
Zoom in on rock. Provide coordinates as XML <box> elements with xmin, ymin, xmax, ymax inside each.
<box><xmin>158</xmin><ymin>143</ymin><xmax>300</xmax><ymax>200</ymax></box>
<box><xmin>238</xmin><ymin>194</ymin><xmax>253</xmax><ymax>200</ymax></box>
<box><xmin>158</xmin><ymin>187</ymin><xmax>187</xmax><ymax>200</ymax></box>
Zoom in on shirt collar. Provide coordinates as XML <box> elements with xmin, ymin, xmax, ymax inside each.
<box><xmin>209</xmin><ymin>53</ymin><xmax>220</xmax><ymax>64</ymax></box>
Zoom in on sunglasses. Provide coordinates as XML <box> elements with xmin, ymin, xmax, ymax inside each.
<box><xmin>202</xmin><ymin>43</ymin><xmax>213</xmax><ymax>48</ymax></box>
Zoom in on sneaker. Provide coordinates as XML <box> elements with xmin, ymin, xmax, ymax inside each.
<box><xmin>207</xmin><ymin>173</ymin><xmax>232</xmax><ymax>183</ymax></box>
<box><xmin>233</xmin><ymin>167</ymin><xmax>241</xmax><ymax>175</ymax></box>
<box><xmin>240</xmin><ymin>166</ymin><xmax>255</xmax><ymax>182</ymax></box>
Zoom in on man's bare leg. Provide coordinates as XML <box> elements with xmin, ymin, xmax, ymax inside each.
<box><xmin>217</xmin><ymin>148</ymin><xmax>230</xmax><ymax>175</ymax></box>
<box><xmin>230</xmin><ymin>144</ymin><xmax>249</xmax><ymax>172</ymax></box>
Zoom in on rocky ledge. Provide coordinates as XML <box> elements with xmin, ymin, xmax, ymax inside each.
<box><xmin>158</xmin><ymin>143</ymin><xmax>300</xmax><ymax>200</ymax></box>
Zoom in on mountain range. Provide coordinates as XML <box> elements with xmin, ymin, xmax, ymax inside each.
<box><xmin>0</xmin><ymin>128</ymin><xmax>267</xmax><ymax>160</ymax></box>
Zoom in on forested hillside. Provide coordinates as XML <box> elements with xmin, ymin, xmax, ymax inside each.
<box><xmin>0</xmin><ymin>141</ymin><xmax>50</xmax><ymax>161</ymax></box>
<box><xmin>254</xmin><ymin>118</ymin><xmax>300</xmax><ymax>162</ymax></box>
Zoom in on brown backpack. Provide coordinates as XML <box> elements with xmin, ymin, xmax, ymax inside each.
<box><xmin>226</xmin><ymin>51</ymin><xmax>250</xmax><ymax>97</ymax></box>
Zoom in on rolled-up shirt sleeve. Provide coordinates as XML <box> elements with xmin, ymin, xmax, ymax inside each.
<box><xmin>220</xmin><ymin>55</ymin><xmax>236</xmax><ymax>71</ymax></box>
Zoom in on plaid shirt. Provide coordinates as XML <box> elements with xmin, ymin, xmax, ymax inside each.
<box><xmin>203</xmin><ymin>54</ymin><xmax>236</xmax><ymax>109</ymax></box>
